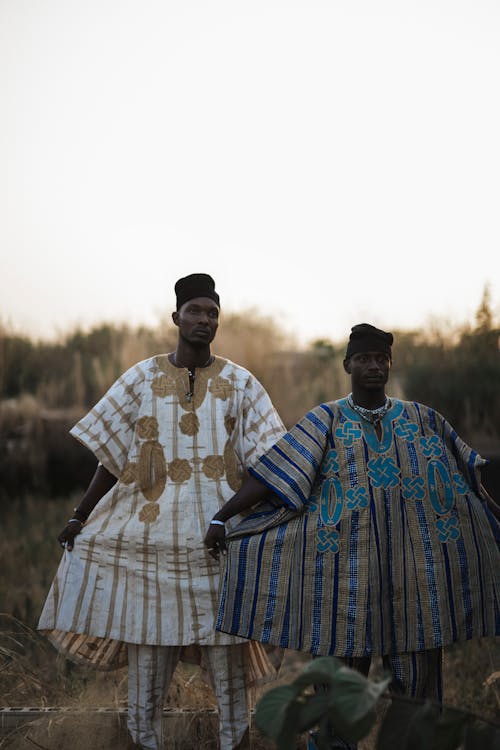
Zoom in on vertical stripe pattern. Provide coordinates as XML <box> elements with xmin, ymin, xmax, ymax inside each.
<box><xmin>38</xmin><ymin>355</ymin><xmax>285</xmax><ymax>666</ymax></box>
<box><xmin>217</xmin><ymin>399</ymin><xmax>500</xmax><ymax>657</ymax></box>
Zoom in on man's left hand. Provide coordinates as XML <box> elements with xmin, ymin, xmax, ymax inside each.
<box><xmin>204</xmin><ymin>523</ymin><xmax>227</xmax><ymax>559</ymax></box>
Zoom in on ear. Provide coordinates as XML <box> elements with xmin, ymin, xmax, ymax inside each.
<box><xmin>343</xmin><ymin>358</ymin><xmax>351</xmax><ymax>374</ymax></box>
<box><xmin>172</xmin><ymin>311</ymin><xmax>179</xmax><ymax>327</ymax></box>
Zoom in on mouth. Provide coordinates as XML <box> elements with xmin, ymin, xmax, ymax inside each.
<box><xmin>192</xmin><ymin>329</ymin><xmax>211</xmax><ymax>339</ymax></box>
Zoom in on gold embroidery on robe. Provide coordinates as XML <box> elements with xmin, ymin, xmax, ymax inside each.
<box><xmin>203</xmin><ymin>455</ymin><xmax>225</xmax><ymax>480</ymax></box>
<box><xmin>139</xmin><ymin>502</ymin><xmax>160</xmax><ymax>523</ymax></box>
<box><xmin>224</xmin><ymin>440</ymin><xmax>242</xmax><ymax>491</ymax></box>
<box><xmin>136</xmin><ymin>416</ymin><xmax>159</xmax><ymax>440</ymax></box>
<box><xmin>38</xmin><ymin>355</ymin><xmax>285</xmax><ymax>658</ymax></box>
<box><xmin>180</xmin><ymin>412</ymin><xmax>200</xmax><ymax>435</ymax></box>
<box><xmin>138</xmin><ymin>440</ymin><xmax>166</xmax><ymax>502</ymax></box>
<box><xmin>209</xmin><ymin>376</ymin><xmax>233</xmax><ymax>401</ymax></box>
<box><xmin>121</xmin><ymin>461</ymin><xmax>137</xmax><ymax>485</ymax></box>
<box><xmin>168</xmin><ymin>458</ymin><xmax>192</xmax><ymax>482</ymax></box>
<box><xmin>151</xmin><ymin>374</ymin><xmax>177</xmax><ymax>398</ymax></box>
<box><xmin>157</xmin><ymin>356</ymin><xmax>226</xmax><ymax>410</ymax></box>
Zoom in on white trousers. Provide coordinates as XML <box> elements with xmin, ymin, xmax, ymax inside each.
<box><xmin>127</xmin><ymin>644</ymin><xmax>249</xmax><ymax>750</ymax></box>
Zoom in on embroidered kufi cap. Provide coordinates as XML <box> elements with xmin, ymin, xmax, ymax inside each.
<box><xmin>175</xmin><ymin>273</ymin><xmax>220</xmax><ymax>310</ymax></box>
<box><xmin>345</xmin><ymin>323</ymin><xmax>393</xmax><ymax>359</ymax></box>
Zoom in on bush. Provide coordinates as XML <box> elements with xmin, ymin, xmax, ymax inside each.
<box><xmin>254</xmin><ymin>656</ymin><xmax>500</xmax><ymax>749</ymax></box>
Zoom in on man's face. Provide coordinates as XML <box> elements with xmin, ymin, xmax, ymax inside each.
<box><xmin>172</xmin><ymin>297</ymin><xmax>220</xmax><ymax>346</ymax></box>
<box><xmin>344</xmin><ymin>351</ymin><xmax>391</xmax><ymax>389</ymax></box>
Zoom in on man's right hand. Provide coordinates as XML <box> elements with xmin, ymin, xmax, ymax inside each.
<box><xmin>57</xmin><ymin>519</ymin><xmax>84</xmax><ymax>551</ymax></box>
<box><xmin>56</xmin><ymin>464</ymin><xmax>118</xmax><ymax>552</ymax></box>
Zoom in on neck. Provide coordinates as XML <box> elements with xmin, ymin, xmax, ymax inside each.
<box><xmin>171</xmin><ymin>343</ymin><xmax>212</xmax><ymax>370</ymax></box>
<box><xmin>350</xmin><ymin>387</ymin><xmax>387</xmax><ymax>410</ymax></box>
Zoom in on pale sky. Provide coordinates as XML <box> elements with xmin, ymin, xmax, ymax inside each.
<box><xmin>1</xmin><ymin>0</ymin><xmax>499</xmax><ymax>346</ymax></box>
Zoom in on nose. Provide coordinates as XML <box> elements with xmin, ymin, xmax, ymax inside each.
<box><xmin>196</xmin><ymin>311</ymin><xmax>211</xmax><ymax>326</ymax></box>
<box><xmin>367</xmin><ymin>356</ymin><xmax>382</xmax><ymax>370</ymax></box>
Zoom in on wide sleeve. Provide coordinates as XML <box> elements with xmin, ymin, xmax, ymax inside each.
<box><xmin>434</xmin><ymin>408</ymin><xmax>487</xmax><ymax>495</ymax></box>
<box><xmin>239</xmin><ymin>374</ymin><xmax>286</xmax><ymax>468</ymax></box>
<box><xmin>69</xmin><ymin>361</ymin><xmax>147</xmax><ymax>478</ymax></box>
<box><xmin>248</xmin><ymin>403</ymin><xmax>334</xmax><ymax>511</ymax></box>
<box><xmin>226</xmin><ymin>403</ymin><xmax>334</xmax><ymax>540</ymax></box>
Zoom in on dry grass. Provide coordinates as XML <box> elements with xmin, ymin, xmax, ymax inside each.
<box><xmin>1</xmin><ymin>494</ymin><xmax>498</xmax><ymax>748</ymax></box>
<box><xmin>0</xmin><ymin>644</ymin><xmax>278</xmax><ymax>749</ymax></box>
<box><xmin>1</xmin><ymin>625</ymin><xmax>499</xmax><ymax>749</ymax></box>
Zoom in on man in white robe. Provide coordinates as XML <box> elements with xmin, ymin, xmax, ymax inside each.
<box><xmin>38</xmin><ymin>273</ymin><xmax>285</xmax><ymax>750</ymax></box>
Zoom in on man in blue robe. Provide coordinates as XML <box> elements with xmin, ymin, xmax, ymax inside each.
<box><xmin>204</xmin><ymin>323</ymin><xmax>500</xmax><ymax>748</ymax></box>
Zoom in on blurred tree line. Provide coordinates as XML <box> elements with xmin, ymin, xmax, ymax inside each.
<box><xmin>1</xmin><ymin>288</ymin><xmax>499</xmax><ymax>501</ymax></box>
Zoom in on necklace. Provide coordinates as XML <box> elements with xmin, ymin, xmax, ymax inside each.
<box><xmin>347</xmin><ymin>393</ymin><xmax>391</xmax><ymax>424</ymax></box>
<box><xmin>172</xmin><ymin>353</ymin><xmax>213</xmax><ymax>402</ymax></box>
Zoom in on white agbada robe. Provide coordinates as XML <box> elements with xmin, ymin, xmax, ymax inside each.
<box><xmin>38</xmin><ymin>355</ymin><xmax>285</xmax><ymax>669</ymax></box>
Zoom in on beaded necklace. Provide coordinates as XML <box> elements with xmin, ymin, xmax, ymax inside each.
<box><xmin>347</xmin><ymin>393</ymin><xmax>391</xmax><ymax>424</ymax></box>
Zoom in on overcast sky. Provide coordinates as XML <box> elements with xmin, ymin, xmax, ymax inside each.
<box><xmin>1</xmin><ymin>0</ymin><xmax>499</xmax><ymax>346</ymax></box>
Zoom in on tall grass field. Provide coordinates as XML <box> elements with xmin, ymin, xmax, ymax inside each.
<box><xmin>0</xmin><ymin>495</ymin><xmax>498</xmax><ymax>749</ymax></box>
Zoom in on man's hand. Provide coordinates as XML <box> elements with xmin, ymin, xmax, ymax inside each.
<box><xmin>55</xmin><ymin>465</ymin><xmax>117</xmax><ymax>552</ymax></box>
<box><xmin>202</xmin><ymin>476</ymin><xmax>272</xmax><ymax>558</ymax></box>
<box><xmin>57</xmin><ymin>519</ymin><xmax>84</xmax><ymax>551</ymax></box>
<box><xmin>204</xmin><ymin>522</ymin><xmax>227</xmax><ymax>559</ymax></box>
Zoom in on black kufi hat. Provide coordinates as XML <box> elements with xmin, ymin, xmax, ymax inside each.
<box><xmin>175</xmin><ymin>273</ymin><xmax>220</xmax><ymax>310</ymax></box>
<box><xmin>345</xmin><ymin>323</ymin><xmax>393</xmax><ymax>359</ymax></box>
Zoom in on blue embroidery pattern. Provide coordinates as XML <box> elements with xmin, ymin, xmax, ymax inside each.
<box><xmin>346</xmin><ymin>486</ymin><xmax>369</xmax><ymax>510</ymax></box>
<box><xmin>436</xmin><ymin>514</ymin><xmax>461</xmax><ymax>542</ymax></box>
<box><xmin>394</xmin><ymin>420</ymin><xmax>419</xmax><ymax>441</ymax></box>
<box><xmin>307</xmin><ymin>492</ymin><xmax>319</xmax><ymax>512</ymax></box>
<box><xmin>367</xmin><ymin>456</ymin><xmax>401</xmax><ymax>488</ymax></box>
<box><xmin>427</xmin><ymin>459</ymin><xmax>455</xmax><ymax>515</ymax></box>
<box><xmin>453</xmin><ymin>473</ymin><xmax>468</xmax><ymax>495</ymax></box>
<box><xmin>317</xmin><ymin>527</ymin><xmax>340</xmax><ymax>554</ymax></box>
<box><xmin>313</xmin><ymin>405</ymin><xmax>467</xmax><ymax>554</ymax></box>
<box><xmin>419</xmin><ymin>435</ymin><xmax>443</xmax><ymax>459</ymax></box>
<box><xmin>320</xmin><ymin>477</ymin><xmax>344</xmax><ymax>525</ymax></box>
<box><xmin>321</xmin><ymin>450</ymin><xmax>340</xmax><ymax>476</ymax></box>
<box><xmin>335</xmin><ymin>421</ymin><xmax>362</xmax><ymax>447</ymax></box>
<box><xmin>316</xmin><ymin>468</ymin><xmax>344</xmax><ymax>554</ymax></box>
<box><xmin>402</xmin><ymin>476</ymin><xmax>426</xmax><ymax>500</ymax></box>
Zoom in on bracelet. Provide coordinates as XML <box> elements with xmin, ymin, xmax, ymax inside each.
<box><xmin>210</xmin><ymin>519</ymin><xmax>225</xmax><ymax>526</ymax></box>
<box><xmin>67</xmin><ymin>518</ymin><xmax>84</xmax><ymax>526</ymax></box>
<box><xmin>73</xmin><ymin>507</ymin><xmax>89</xmax><ymax>522</ymax></box>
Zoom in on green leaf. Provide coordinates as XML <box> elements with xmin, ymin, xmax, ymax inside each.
<box><xmin>296</xmin><ymin>662</ymin><xmax>390</xmax><ymax>744</ymax></box>
<box><xmin>293</xmin><ymin>656</ymin><xmax>345</xmax><ymax>690</ymax></box>
<box><xmin>331</xmin><ymin>666</ymin><xmax>391</xmax><ymax>723</ymax></box>
<box><xmin>295</xmin><ymin>692</ymin><xmax>335</xmax><ymax>732</ymax></box>
<box><xmin>275</xmin><ymin>707</ymin><xmax>302</xmax><ymax>750</ymax></box>
<box><xmin>254</xmin><ymin>684</ymin><xmax>301</xmax><ymax>740</ymax></box>
<box><xmin>301</xmin><ymin>655</ymin><xmax>345</xmax><ymax>676</ymax></box>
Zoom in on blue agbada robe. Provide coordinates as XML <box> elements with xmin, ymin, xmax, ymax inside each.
<box><xmin>216</xmin><ymin>398</ymin><xmax>500</xmax><ymax>657</ymax></box>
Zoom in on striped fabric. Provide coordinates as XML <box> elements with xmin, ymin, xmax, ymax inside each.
<box><xmin>38</xmin><ymin>355</ymin><xmax>285</xmax><ymax>666</ymax></box>
<box><xmin>127</xmin><ymin>643</ymin><xmax>249</xmax><ymax>750</ymax></box>
<box><xmin>217</xmin><ymin>398</ymin><xmax>500</xmax><ymax>657</ymax></box>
